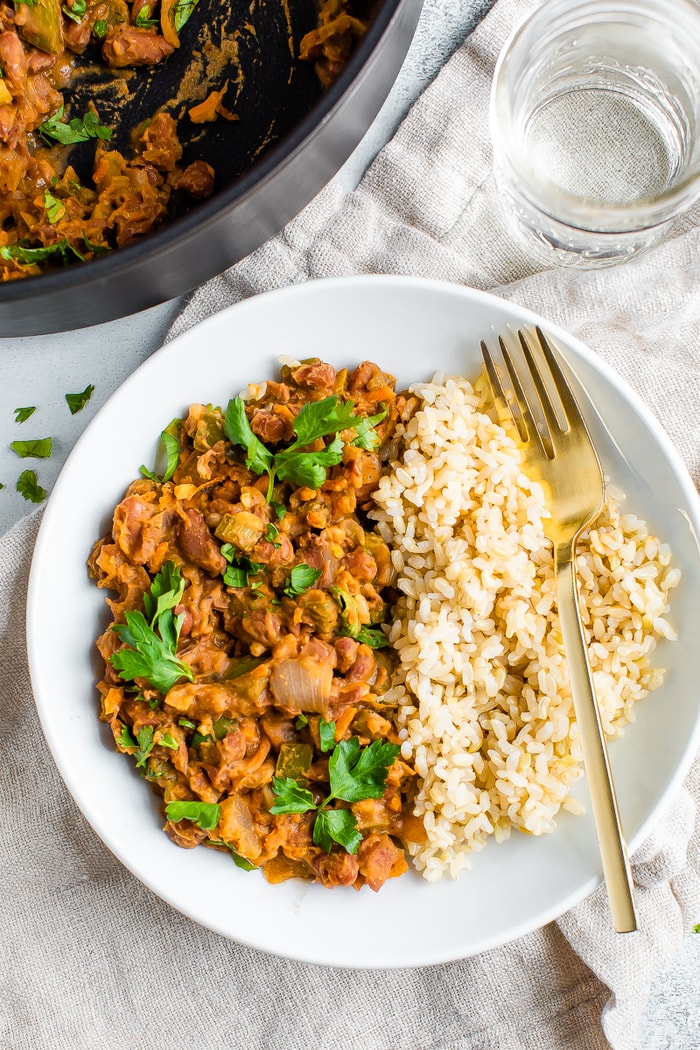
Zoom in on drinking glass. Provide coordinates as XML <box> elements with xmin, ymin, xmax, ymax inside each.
<box><xmin>490</xmin><ymin>0</ymin><xmax>700</xmax><ymax>267</ymax></box>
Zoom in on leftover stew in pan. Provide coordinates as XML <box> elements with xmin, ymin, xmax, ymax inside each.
<box><xmin>0</xmin><ymin>0</ymin><xmax>369</xmax><ymax>280</ymax></box>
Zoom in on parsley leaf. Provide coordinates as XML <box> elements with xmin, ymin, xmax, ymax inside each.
<box><xmin>356</xmin><ymin>626</ymin><xmax>389</xmax><ymax>649</ymax></box>
<box><xmin>44</xmin><ymin>190</ymin><xmax>66</xmax><ymax>224</ymax></box>
<box><xmin>269</xmin><ymin>778</ymin><xmax>316</xmax><ymax>814</ymax></box>
<box><xmin>93</xmin><ymin>17</ymin><xmax>108</xmax><ymax>36</ymax></box>
<box><xmin>65</xmin><ymin>384</ymin><xmax>94</xmax><ymax>414</ymax></box>
<box><xmin>693</xmin><ymin>923</ymin><xmax>700</xmax><ymax>934</ymax></box>
<box><xmin>10</xmin><ymin>437</ymin><xmax>52</xmax><ymax>459</ymax></box>
<box><xmin>16</xmin><ymin>469</ymin><xmax>46</xmax><ymax>503</ymax></box>
<box><xmin>223</xmin><ymin>394</ymin><xmax>386</xmax><ymax>501</ymax></box>
<box><xmin>13</xmin><ymin>406</ymin><xmax>36</xmax><ymax>423</ymax></box>
<box><xmin>294</xmin><ymin>714</ymin><xmax>308</xmax><ymax>730</ymax></box>
<box><xmin>328</xmin><ymin>737</ymin><xmax>400</xmax><ymax>803</ymax></box>
<box><xmin>157</xmin><ymin>731</ymin><xmax>179</xmax><ymax>751</ymax></box>
<box><xmin>133</xmin><ymin>726</ymin><xmax>155</xmax><ymax>768</ymax></box>
<box><xmin>283</xmin><ymin>563</ymin><xmax>322</xmax><ymax>597</ymax></box>
<box><xmin>140</xmin><ymin>423</ymin><xmax>179</xmax><ymax>483</ymax></box>
<box><xmin>270</xmin><ymin>735</ymin><xmax>400</xmax><ymax>854</ymax></box>
<box><xmin>263</xmin><ymin>522</ymin><xmax>281</xmax><ymax>547</ymax></box>
<box><xmin>206</xmin><ymin>837</ymin><xmax>256</xmax><ymax>871</ymax></box>
<box><xmin>173</xmin><ymin>0</ymin><xmax>199</xmax><ymax>32</ymax></box>
<box><xmin>274</xmin><ymin>434</ymin><xmax>343</xmax><ymax>489</ymax></box>
<box><xmin>39</xmin><ymin>104</ymin><xmax>111</xmax><ymax>146</ymax></box>
<box><xmin>0</xmin><ymin>240</ymin><xmax>84</xmax><ymax>266</ymax></box>
<box><xmin>62</xmin><ymin>0</ymin><xmax>86</xmax><ymax>21</ymax></box>
<box><xmin>165</xmin><ymin>800</ymin><xmax>221</xmax><ymax>831</ymax></box>
<box><xmin>313</xmin><ymin>808</ymin><xmax>362</xmax><ymax>854</ymax></box>
<box><xmin>133</xmin><ymin>7</ymin><xmax>157</xmax><ymax>26</ymax></box>
<box><xmin>110</xmin><ymin>561</ymin><xmax>193</xmax><ymax>694</ymax></box>
<box><xmin>351</xmin><ymin>406</ymin><xmax>387</xmax><ymax>450</ymax></box>
<box><xmin>319</xmin><ymin>718</ymin><xmax>336</xmax><ymax>753</ymax></box>
<box><xmin>223</xmin><ymin>397</ymin><xmax>273</xmax><ymax>476</ymax></box>
<box><xmin>220</xmin><ymin>544</ymin><xmax>263</xmax><ymax>589</ymax></box>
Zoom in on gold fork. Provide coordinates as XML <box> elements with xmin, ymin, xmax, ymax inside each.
<box><xmin>481</xmin><ymin>325</ymin><xmax>638</xmax><ymax>933</ymax></box>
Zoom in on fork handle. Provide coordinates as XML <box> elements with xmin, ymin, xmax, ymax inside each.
<box><xmin>555</xmin><ymin>543</ymin><xmax>638</xmax><ymax>933</ymax></box>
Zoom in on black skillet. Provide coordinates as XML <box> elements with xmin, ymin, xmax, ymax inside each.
<box><xmin>0</xmin><ymin>0</ymin><xmax>421</xmax><ymax>335</ymax></box>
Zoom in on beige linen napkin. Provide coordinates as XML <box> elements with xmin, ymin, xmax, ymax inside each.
<box><xmin>2</xmin><ymin>1</ymin><xmax>699</xmax><ymax>1048</ymax></box>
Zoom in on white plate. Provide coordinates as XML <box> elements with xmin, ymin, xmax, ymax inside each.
<box><xmin>27</xmin><ymin>276</ymin><xmax>700</xmax><ymax>967</ymax></box>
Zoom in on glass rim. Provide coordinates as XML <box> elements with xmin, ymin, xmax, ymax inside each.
<box><xmin>490</xmin><ymin>0</ymin><xmax>700</xmax><ymax>233</ymax></box>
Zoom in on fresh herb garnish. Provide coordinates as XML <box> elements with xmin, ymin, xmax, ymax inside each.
<box><xmin>224</xmin><ymin>394</ymin><xmax>385</xmax><ymax>501</ymax></box>
<box><xmin>62</xmin><ymin>0</ymin><xmax>86</xmax><ymax>21</ymax></box>
<box><xmin>263</xmin><ymin>522</ymin><xmax>281</xmax><ymax>547</ymax></box>
<box><xmin>283</xmin><ymin>563</ymin><xmax>322</xmax><ymax>597</ymax></box>
<box><xmin>294</xmin><ymin>714</ymin><xmax>308</xmax><ymax>730</ymax></box>
<box><xmin>110</xmin><ymin>561</ymin><xmax>194</xmax><ymax>694</ymax></box>
<box><xmin>356</xmin><ymin>626</ymin><xmax>389</xmax><ymax>649</ymax></box>
<box><xmin>133</xmin><ymin>7</ymin><xmax>158</xmax><ymax>26</ymax></box>
<box><xmin>13</xmin><ymin>406</ymin><xmax>36</xmax><ymax>423</ymax></box>
<box><xmin>319</xmin><ymin>718</ymin><xmax>336</xmax><ymax>753</ymax></box>
<box><xmin>271</xmin><ymin>736</ymin><xmax>399</xmax><ymax>854</ymax></box>
<box><xmin>93</xmin><ymin>18</ymin><xmax>107</xmax><ymax>36</ymax></box>
<box><xmin>39</xmin><ymin>104</ymin><xmax>112</xmax><ymax>145</ymax></box>
<box><xmin>165</xmin><ymin>800</ymin><xmax>220</xmax><ymax>831</ymax></box>
<box><xmin>140</xmin><ymin>421</ymin><xmax>179</xmax><ymax>483</ymax></box>
<box><xmin>693</xmin><ymin>923</ymin><xmax>700</xmax><ymax>934</ymax></box>
<box><xmin>173</xmin><ymin>0</ymin><xmax>198</xmax><ymax>32</ymax></box>
<box><xmin>158</xmin><ymin>731</ymin><xmax>179</xmax><ymax>751</ymax></box>
<box><xmin>206</xmin><ymin>837</ymin><xmax>256</xmax><ymax>871</ymax></box>
<box><xmin>65</xmin><ymin>384</ymin><xmax>94</xmax><ymax>414</ymax></box>
<box><xmin>220</xmin><ymin>544</ymin><xmax>264</xmax><ymax>589</ymax></box>
<box><xmin>10</xmin><ymin>437</ymin><xmax>52</xmax><ymax>459</ymax></box>
<box><xmin>332</xmin><ymin>586</ymin><xmax>389</xmax><ymax>648</ymax></box>
<box><xmin>116</xmin><ymin>724</ymin><xmax>155</xmax><ymax>768</ymax></box>
<box><xmin>271</xmin><ymin>500</ymin><xmax>286</xmax><ymax>521</ymax></box>
<box><xmin>44</xmin><ymin>190</ymin><xmax>65</xmax><ymax>224</ymax></box>
<box><xmin>178</xmin><ymin>717</ymin><xmax>197</xmax><ymax>730</ymax></box>
<box><xmin>16</xmin><ymin>469</ymin><xmax>46</xmax><ymax>503</ymax></box>
<box><xmin>0</xmin><ymin>240</ymin><xmax>85</xmax><ymax>266</ymax></box>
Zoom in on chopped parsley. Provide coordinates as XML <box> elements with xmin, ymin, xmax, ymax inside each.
<box><xmin>220</xmin><ymin>544</ymin><xmax>264</xmax><ymax>589</ymax></box>
<box><xmin>173</xmin><ymin>0</ymin><xmax>199</xmax><ymax>32</ymax></box>
<box><xmin>165</xmin><ymin>800</ymin><xmax>220</xmax><ymax>831</ymax></box>
<box><xmin>44</xmin><ymin>190</ymin><xmax>65</xmax><ymax>224</ymax></box>
<box><xmin>133</xmin><ymin>7</ymin><xmax>158</xmax><ymax>27</ymax></box>
<box><xmin>10</xmin><ymin>437</ymin><xmax>52</xmax><ymax>459</ymax></box>
<box><xmin>39</xmin><ymin>105</ymin><xmax>112</xmax><ymax>146</ymax></box>
<box><xmin>16</xmin><ymin>469</ymin><xmax>46</xmax><ymax>503</ymax></box>
<box><xmin>0</xmin><ymin>240</ymin><xmax>85</xmax><ymax>266</ymax></box>
<box><xmin>110</xmin><ymin>561</ymin><xmax>194</xmax><ymax>694</ymax></box>
<box><xmin>271</xmin><ymin>734</ymin><xmax>399</xmax><ymax>854</ymax></box>
<box><xmin>263</xmin><ymin>522</ymin><xmax>281</xmax><ymax>547</ymax></box>
<box><xmin>93</xmin><ymin>18</ymin><xmax>108</xmax><ymax>36</ymax></box>
<box><xmin>224</xmin><ymin>394</ymin><xmax>385</xmax><ymax>501</ymax></box>
<box><xmin>13</xmin><ymin>406</ymin><xmax>36</xmax><ymax>423</ymax></box>
<box><xmin>140</xmin><ymin>421</ymin><xmax>180</xmax><ymax>483</ymax></box>
<box><xmin>65</xmin><ymin>384</ymin><xmax>94</xmax><ymax>414</ymax></box>
<box><xmin>62</xmin><ymin>0</ymin><xmax>86</xmax><ymax>21</ymax></box>
<box><xmin>283</xmin><ymin>563</ymin><xmax>322</xmax><ymax>597</ymax></box>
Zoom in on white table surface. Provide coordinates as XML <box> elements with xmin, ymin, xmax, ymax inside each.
<box><xmin>1</xmin><ymin>0</ymin><xmax>697</xmax><ymax>1044</ymax></box>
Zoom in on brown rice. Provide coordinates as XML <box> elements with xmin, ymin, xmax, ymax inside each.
<box><xmin>370</xmin><ymin>374</ymin><xmax>679</xmax><ymax>882</ymax></box>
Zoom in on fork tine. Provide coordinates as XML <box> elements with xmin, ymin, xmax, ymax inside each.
<box><xmin>518</xmin><ymin>329</ymin><xmax>563</xmax><ymax>439</ymax></box>
<box><xmin>498</xmin><ymin>334</ymin><xmax>549</xmax><ymax>457</ymax></box>
<box><xmin>480</xmin><ymin>339</ymin><xmax>527</xmax><ymax>441</ymax></box>
<box><xmin>534</xmin><ymin>326</ymin><xmax>586</xmax><ymax>431</ymax></box>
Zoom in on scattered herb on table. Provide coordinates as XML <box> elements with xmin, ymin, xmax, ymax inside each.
<box><xmin>14</xmin><ymin>406</ymin><xmax>36</xmax><ymax>423</ymax></box>
<box><xmin>16</xmin><ymin>469</ymin><xmax>46</xmax><ymax>503</ymax></box>
<box><xmin>693</xmin><ymin>923</ymin><xmax>700</xmax><ymax>934</ymax></box>
<box><xmin>10</xmin><ymin>437</ymin><xmax>52</xmax><ymax>459</ymax></box>
<box><xmin>224</xmin><ymin>394</ymin><xmax>386</xmax><ymax>501</ymax></box>
<box><xmin>271</xmin><ymin>728</ymin><xmax>400</xmax><ymax>854</ymax></box>
<box><xmin>110</xmin><ymin>561</ymin><xmax>194</xmax><ymax>694</ymax></box>
<box><xmin>65</xmin><ymin>384</ymin><xmax>94</xmax><ymax>414</ymax></box>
